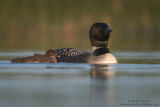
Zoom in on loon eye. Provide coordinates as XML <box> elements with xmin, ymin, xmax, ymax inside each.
<box><xmin>97</xmin><ymin>27</ymin><xmax>101</xmax><ymax>31</ymax></box>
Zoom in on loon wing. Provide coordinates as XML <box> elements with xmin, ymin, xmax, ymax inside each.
<box><xmin>55</xmin><ymin>48</ymin><xmax>91</xmax><ymax>63</ymax></box>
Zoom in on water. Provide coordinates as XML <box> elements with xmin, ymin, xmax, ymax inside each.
<box><xmin>0</xmin><ymin>51</ymin><xmax>160</xmax><ymax>107</ymax></box>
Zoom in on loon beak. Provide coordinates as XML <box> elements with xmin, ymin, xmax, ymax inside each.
<box><xmin>105</xmin><ymin>28</ymin><xmax>112</xmax><ymax>33</ymax></box>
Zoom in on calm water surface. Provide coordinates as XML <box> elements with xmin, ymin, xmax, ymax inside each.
<box><xmin>0</xmin><ymin>51</ymin><xmax>160</xmax><ymax>107</ymax></box>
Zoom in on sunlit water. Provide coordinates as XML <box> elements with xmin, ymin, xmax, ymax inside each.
<box><xmin>0</xmin><ymin>51</ymin><xmax>160</xmax><ymax>107</ymax></box>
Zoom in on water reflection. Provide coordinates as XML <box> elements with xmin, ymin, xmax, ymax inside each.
<box><xmin>90</xmin><ymin>65</ymin><xmax>116</xmax><ymax>78</ymax></box>
<box><xmin>45</xmin><ymin>64</ymin><xmax>116</xmax><ymax>107</ymax></box>
<box><xmin>1</xmin><ymin>50</ymin><xmax>160</xmax><ymax>107</ymax></box>
<box><xmin>90</xmin><ymin>65</ymin><xmax>116</xmax><ymax>107</ymax></box>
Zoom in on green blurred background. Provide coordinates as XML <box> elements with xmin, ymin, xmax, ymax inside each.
<box><xmin>0</xmin><ymin>0</ymin><xmax>160</xmax><ymax>51</ymax></box>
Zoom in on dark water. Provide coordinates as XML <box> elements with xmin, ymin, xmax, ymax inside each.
<box><xmin>0</xmin><ymin>51</ymin><xmax>160</xmax><ymax>107</ymax></box>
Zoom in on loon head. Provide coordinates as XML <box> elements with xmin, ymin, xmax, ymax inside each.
<box><xmin>45</xmin><ymin>49</ymin><xmax>58</xmax><ymax>58</ymax></box>
<box><xmin>89</xmin><ymin>23</ymin><xmax>112</xmax><ymax>48</ymax></box>
<box><xmin>89</xmin><ymin>23</ymin><xmax>112</xmax><ymax>55</ymax></box>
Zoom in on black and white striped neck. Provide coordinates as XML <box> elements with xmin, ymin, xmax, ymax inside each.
<box><xmin>92</xmin><ymin>47</ymin><xmax>110</xmax><ymax>56</ymax></box>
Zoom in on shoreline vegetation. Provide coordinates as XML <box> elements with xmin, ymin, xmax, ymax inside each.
<box><xmin>0</xmin><ymin>0</ymin><xmax>160</xmax><ymax>51</ymax></box>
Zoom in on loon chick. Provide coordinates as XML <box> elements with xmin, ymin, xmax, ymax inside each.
<box><xmin>54</xmin><ymin>23</ymin><xmax>117</xmax><ymax>64</ymax></box>
<box><xmin>11</xmin><ymin>50</ymin><xmax>58</xmax><ymax>63</ymax></box>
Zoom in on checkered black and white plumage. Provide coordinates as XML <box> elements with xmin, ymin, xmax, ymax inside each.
<box><xmin>55</xmin><ymin>48</ymin><xmax>92</xmax><ymax>63</ymax></box>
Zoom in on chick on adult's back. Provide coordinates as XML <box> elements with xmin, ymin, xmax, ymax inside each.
<box><xmin>11</xmin><ymin>23</ymin><xmax>117</xmax><ymax>64</ymax></box>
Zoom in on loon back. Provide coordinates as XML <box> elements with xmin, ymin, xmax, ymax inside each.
<box><xmin>55</xmin><ymin>48</ymin><xmax>91</xmax><ymax>63</ymax></box>
<box><xmin>55</xmin><ymin>48</ymin><xmax>117</xmax><ymax>64</ymax></box>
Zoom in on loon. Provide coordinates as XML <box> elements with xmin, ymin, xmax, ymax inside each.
<box><xmin>11</xmin><ymin>23</ymin><xmax>117</xmax><ymax>64</ymax></box>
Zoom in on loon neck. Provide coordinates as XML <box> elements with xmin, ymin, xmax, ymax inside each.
<box><xmin>92</xmin><ymin>47</ymin><xmax>110</xmax><ymax>56</ymax></box>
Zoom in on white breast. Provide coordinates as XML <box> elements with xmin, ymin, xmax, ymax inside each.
<box><xmin>96</xmin><ymin>53</ymin><xmax>117</xmax><ymax>64</ymax></box>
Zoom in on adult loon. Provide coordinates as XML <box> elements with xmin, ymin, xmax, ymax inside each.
<box><xmin>11</xmin><ymin>23</ymin><xmax>117</xmax><ymax>64</ymax></box>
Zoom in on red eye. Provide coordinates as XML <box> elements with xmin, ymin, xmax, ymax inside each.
<box><xmin>97</xmin><ymin>27</ymin><xmax>101</xmax><ymax>31</ymax></box>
